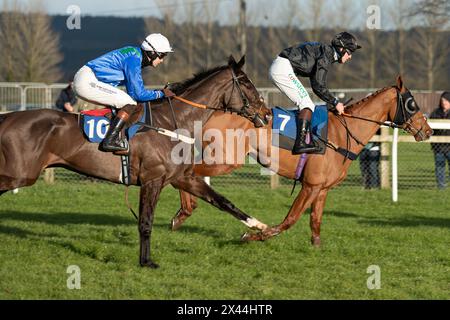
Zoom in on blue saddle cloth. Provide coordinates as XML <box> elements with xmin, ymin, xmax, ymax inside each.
<box><xmin>81</xmin><ymin>107</ymin><xmax>147</xmax><ymax>143</ymax></box>
<box><xmin>272</xmin><ymin>105</ymin><xmax>329</xmax><ymax>153</ymax></box>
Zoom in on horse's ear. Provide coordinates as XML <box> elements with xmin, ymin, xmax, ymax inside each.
<box><xmin>228</xmin><ymin>55</ymin><xmax>237</xmax><ymax>67</ymax></box>
<box><xmin>236</xmin><ymin>55</ymin><xmax>246</xmax><ymax>70</ymax></box>
<box><xmin>396</xmin><ymin>75</ymin><xmax>403</xmax><ymax>90</ymax></box>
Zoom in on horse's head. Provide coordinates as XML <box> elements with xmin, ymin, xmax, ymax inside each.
<box><xmin>224</xmin><ymin>55</ymin><xmax>272</xmax><ymax>128</ymax></box>
<box><xmin>389</xmin><ymin>76</ymin><xmax>433</xmax><ymax>141</ymax></box>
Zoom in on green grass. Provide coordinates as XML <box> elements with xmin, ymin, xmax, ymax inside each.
<box><xmin>0</xmin><ymin>181</ymin><xmax>449</xmax><ymax>299</ymax></box>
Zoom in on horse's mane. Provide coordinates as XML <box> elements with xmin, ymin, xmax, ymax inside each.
<box><xmin>345</xmin><ymin>86</ymin><xmax>394</xmax><ymax>111</ymax></box>
<box><xmin>169</xmin><ymin>65</ymin><xmax>229</xmax><ymax>95</ymax></box>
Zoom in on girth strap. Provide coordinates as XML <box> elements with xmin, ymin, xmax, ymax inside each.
<box><xmin>316</xmin><ymin>136</ymin><xmax>360</xmax><ymax>161</ymax></box>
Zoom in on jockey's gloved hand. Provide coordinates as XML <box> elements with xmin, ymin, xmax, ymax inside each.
<box><xmin>335</xmin><ymin>102</ymin><xmax>345</xmax><ymax>115</ymax></box>
<box><xmin>162</xmin><ymin>88</ymin><xmax>176</xmax><ymax>98</ymax></box>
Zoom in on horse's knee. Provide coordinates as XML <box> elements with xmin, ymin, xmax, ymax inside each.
<box><xmin>139</xmin><ymin>221</ymin><xmax>151</xmax><ymax>237</ymax></box>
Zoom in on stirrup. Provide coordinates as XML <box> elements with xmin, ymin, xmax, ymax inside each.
<box><xmin>113</xmin><ymin>139</ymin><xmax>130</xmax><ymax>155</ymax></box>
<box><xmin>292</xmin><ymin>144</ymin><xmax>319</xmax><ymax>155</ymax></box>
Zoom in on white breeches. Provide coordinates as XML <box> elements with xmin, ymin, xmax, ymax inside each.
<box><xmin>73</xmin><ymin>66</ymin><xmax>136</xmax><ymax>109</ymax></box>
<box><xmin>269</xmin><ymin>56</ymin><xmax>315</xmax><ymax>111</ymax></box>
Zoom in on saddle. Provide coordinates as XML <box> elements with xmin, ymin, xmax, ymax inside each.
<box><xmin>272</xmin><ymin>105</ymin><xmax>329</xmax><ymax>153</ymax></box>
<box><xmin>79</xmin><ymin>105</ymin><xmax>151</xmax><ymax>185</ymax></box>
<box><xmin>79</xmin><ymin>105</ymin><xmax>149</xmax><ymax>144</ymax></box>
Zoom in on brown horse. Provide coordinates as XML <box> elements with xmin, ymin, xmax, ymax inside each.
<box><xmin>0</xmin><ymin>56</ymin><xmax>272</xmax><ymax>267</ymax></box>
<box><xmin>171</xmin><ymin>76</ymin><xmax>433</xmax><ymax>245</ymax></box>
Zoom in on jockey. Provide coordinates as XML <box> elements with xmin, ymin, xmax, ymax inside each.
<box><xmin>73</xmin><ymin>33</ymin><xmax>175</xmax><ymax>152</ymax></box>
<box><xmin>269</xmin><ymin>32</ymin><xmax>361</xmax><ymax>154</ymax></box>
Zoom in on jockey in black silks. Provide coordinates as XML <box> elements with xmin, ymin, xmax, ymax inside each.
<box><xmin>269</xmin><ymin>32</ymin><xmax>362</xmax><ymax>155</ymax></box>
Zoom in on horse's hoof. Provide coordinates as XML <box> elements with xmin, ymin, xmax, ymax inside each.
<box><xmin>171</xmin><ymin>218</ymin><xmax>181</xmax><ymax>231</ymax></box>
<box><xmin>241</xmin><ymin>231</ymin><xmax>264</xmax><ymax>242</ymax></box>
<box><xmin>140</xmin><ymin>261</ymin><xmax>160</xmax><ymax>269</ymax></box>
<box><xmin>311</xmin><ymin>237</ymin><xmax>321</xmax><ymax>247</ymax></box>
<box><xmin>241</xmin><ymin>232</ymin><xmax>252</xmax><ymax>242</ymax></box>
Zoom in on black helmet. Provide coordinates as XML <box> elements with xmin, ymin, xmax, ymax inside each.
<box><xmin>332</xmin><ymin>32</ymin><xmax>362</xmax><ymax>54</ymax></box>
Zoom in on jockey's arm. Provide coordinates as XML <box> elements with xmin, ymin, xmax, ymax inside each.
<box><xmin>309</xmin><ymin>64</ymin><xmax>339</xmax><ymax>110</ymax></box>
<box><xmin>123</xmin><ymin>57</ymin><xmax>165</xmax><ymax>102</ymax></box>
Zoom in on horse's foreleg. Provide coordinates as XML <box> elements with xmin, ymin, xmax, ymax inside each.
<box><xmin>138</xmin><ymin>178</ymin><xmax>163</xmax><ymax>268</ymax></box>
<box><xmin>242</xmin><ymin>184</ymin><xmax>320</xmax><ymax>241</ymax></box>
<box><xmin>171</xmin><ymin>190</ymin><xmax>198</xmax><ymax>231</ymax></box>
<box><xmin>170</xmin><ymin>164</ymin><xmax>246</xmax><ymax>231</ymax></box>
<box><xmin>310</xmin><ymin>189</ymin><xmax>329</xmax><ymax>247</ymax></box>
<box><xmin>172</xmin><ymin>176</ymin><xmax>268</xmax><ymax>231</ymax></box>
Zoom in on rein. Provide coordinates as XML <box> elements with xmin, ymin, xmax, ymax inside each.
<box><xmin>340</xmin><ymin>88</ymin><xmax>411</xmax><ymax>130</ymax></box>
<box><xmin>173</xmin><ymin>96</ymin><xmax>208</xmax><ymax>109</ymax></box>
<box><xmin>341</xmin><ymin>112</ymin><xmax>402</xmax><ymax>129</ymax></box>
<box><xmin>168</xmin><ymin>67</ymin><xmax>252</xmax><ymax>115</ymax></box>
<box><xmin>323</xmin><ymin>88</ymin><xmax>414</xmax><ymax>163</ymax></box>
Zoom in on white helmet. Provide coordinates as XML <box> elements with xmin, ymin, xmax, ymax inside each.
<box><xmin>141</xmin><ymin>33</ymin><xmax>173</xmax><ymax>53</ymax></box>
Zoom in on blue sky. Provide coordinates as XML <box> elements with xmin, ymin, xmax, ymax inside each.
<box><xmin>0</xmin><ymin>0</ymin><xmax>234</xmax><ymax>17</ymax></box>
<box><xmin>1</xmin><ymin>0</ymin><xmax>168</xmax><ymax>17</ymax></box>
<box><xmin>46</xmin><ymin>0</ymin><xmax>165</xmax><ymax>16</ymax></box>
<box><xmin>0</xmin><ymin>0</ymin><xmax>430</xmax><ymax>30</ymax></box>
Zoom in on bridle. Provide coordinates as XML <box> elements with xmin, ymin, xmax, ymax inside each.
<box><xmin>340</xmin><ymin>87</ymin><xmax>428</xmax><ymax>140</ymax></box>
<box><xmin>391</xmin><ymin>89</ymin><xmax>429</xmax><ymax>141</ymax></box>
<box><xmin>327</xmin><ymin>87</ymin><xmax>430</xmax><ymax>162</ymax></box>
<box><xmin>227</xmin><ymin>68</ymin><xmax>267</xmax><ymax>127</ymax></box>
<box><xmin>169</xmin><ymin>67</ymin><xmax>268</xmax><ymax>127</ymax></box>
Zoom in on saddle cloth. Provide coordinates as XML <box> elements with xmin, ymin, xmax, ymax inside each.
<box><xmin>272</xmin><ymin>105</ymin><xmax>329</xmax><ymax>153</ymax></box>
<box><xmin>80</xmin><ymin>107</ymin><xmax>147</xmax><ymax>143</ymax></box>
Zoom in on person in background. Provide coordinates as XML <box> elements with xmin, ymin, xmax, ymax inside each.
<box><xmin>429</xmin><ymin>91</ymin><xmax>450</xmax><ymax>189</ymax></box>
<box><xmin>55</xmin><ymin>82</ymin><xmax>77</xmax><ymax>113</ymax></box>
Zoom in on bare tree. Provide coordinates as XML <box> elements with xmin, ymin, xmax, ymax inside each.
<box><xmin>196</xmin><ymin>1</ymin><xmax>219</xmax><ymax>68</ymax></box>
<box><xmin>329</xmin><ymin>0</ymin><xmax>358</xmax><ymax>88</ymax></box>
<box><xmin>410</xmin><ymin>0</ymin><xmax>450</xmax><ymax>23</ymax></box>
<box><xmin>246</xmin><ymin>1</ymin><xmax>269</xmax><ymax>83</ymax></box>
<box><xmin>146</xmin><ymin>0</ymin><xmax>180</xmax><ymax>84</ymax></box>
<box><xmin>0</xmin><ymin>0</ymin><xmax>21</xmax><ymax>81</ymax></box>
<box><xmin>0</xmin><ymin>0</ymin><xmax>62</xmax><ymax>82</ymax></box>
<box><xmin>389</xmin><ymin>0</ymin><xmax>411</xmax><ymax>78</ymax></box>
<box><xmin>276</xmin><ymin>0</ymin><xmax>301</xmax><ymax>46</ymax></box>
<box><xmin>302</xmin><ymin>0</ymin><xmax>326</xmax><ymax>41</ymax></box>
<box><xmin>408</xmin><ymin>0</ymin><xmax>450</xmax><ymax>90</ymax></box>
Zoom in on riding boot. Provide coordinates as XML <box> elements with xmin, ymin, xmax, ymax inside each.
<box><xmin>292</xmin><ymin>108</ymin><xmax>320</xmax><ymax>155</ymax></box>
<box><xmin>100</xmin><ymin>109</ymin><xmax>130</xmax><ymax>152</ymax></box>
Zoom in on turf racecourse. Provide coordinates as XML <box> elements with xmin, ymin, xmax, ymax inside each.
<box><xmin>0</xmin><ymin>181</ymin><xmax>448</xmax><ymax>299</ymax></box>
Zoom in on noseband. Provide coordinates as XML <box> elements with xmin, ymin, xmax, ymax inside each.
<box><xmin>332</xmin><ymin>87</ymin><xmax>430</xmax><ymax>162</ymax></box>
<box><xmin>392</xmin><ymin>90</ymin><xmax>428</xmax><ymax>140</ymax></box>
<box><xmin>227</xmin><ymin>68</ymin><xmax>267</xmax><ymax>126</ymax></box>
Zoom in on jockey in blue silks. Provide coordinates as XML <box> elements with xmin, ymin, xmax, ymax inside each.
<box><xmin>73</xmin><ymin>33</ymin><xmax>175</xmax><ymax>152</ymax></box>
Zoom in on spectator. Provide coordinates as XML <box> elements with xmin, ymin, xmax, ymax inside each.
<box><xmin>55</xmin><ymin>82</ymin><xmax>77</xmax><ymax>113</ymax></box>
<box><xmin>359</xmin><ymin>129</ymin><xmax>381</xmax><ymax>189</ymax></box>
<box><xmin>429</xmin><ymin>91</ymin><xmax>450</xmax><ymax>189</ymax></box>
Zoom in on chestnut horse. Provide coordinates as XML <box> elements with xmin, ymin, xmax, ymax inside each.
<box><xmin>0</xmin><ymin>56</ymin><xmax>272</xmax><ymax>267</ymax></box>
<box><xmin>171</xmin><ymin>76</ymin><xmax>433</xmax><ymax>245</ymax></box>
